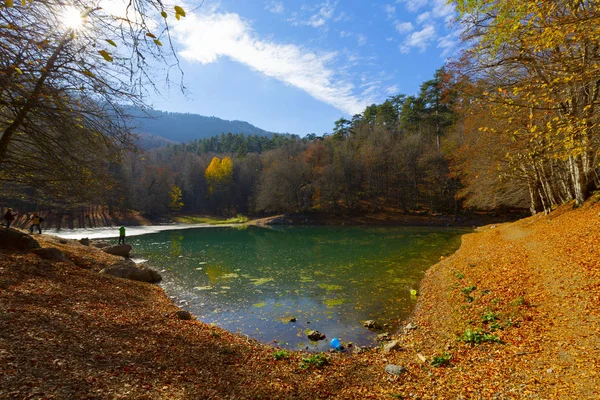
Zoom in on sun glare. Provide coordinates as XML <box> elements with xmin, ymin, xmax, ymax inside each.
<box><xmin>61</xmin><ymin>6</ymin><xmax>84</xmax><ymax>30</ymax></box>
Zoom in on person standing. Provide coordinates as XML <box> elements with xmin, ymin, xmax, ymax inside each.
<box><xmin>3</xmin><ymin>208</ymin><xmax>17</xmax><ymax>229</ymax></box>
<box><xmin>118</xmin><ymin>226</ymin><xmax>126</xmax><ymax>244</ymax></box>
<box><xmin>29</xmin><ymin>213</ymin><xmax>42</xmax><ymax>234</ymax></box>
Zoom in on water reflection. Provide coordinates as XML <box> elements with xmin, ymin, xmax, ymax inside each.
<box><xmin>129</xmin><ymin>225</ymin><xmax>468</xmax><ymax>351</ymax></box>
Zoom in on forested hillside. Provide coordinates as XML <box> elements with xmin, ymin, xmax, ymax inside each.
<box><xmin>125</xmin><ymin>107</ymin><xmax>278</xmax><ymax>146</ymax></box>
<box><xmin>110</xmin><ymin>71</ymin><xmax>466</xmax><ymax>217</ymax></box>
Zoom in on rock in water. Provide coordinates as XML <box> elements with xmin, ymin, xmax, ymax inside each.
<box><xmin>32</xmin><ymin>248</ymin><xmax>68</xmax><ymax>262</ymax></box>
<box><xmin>102</xmin><ymin>244</ymin><xmax>132</xmax><ymax>257</ymax></box>
<box><xmin>0</xmin><ymin>230</ymin><xmax>40</xmax><ymax>251</ymax></box>
<box><xmin>307</xmin><ymin>330</ymin><xmax>326</xmax><ymax>341</ymax></box>
<box><xmin>175</xmin><ymin>310</ymin><xmax>192</xmax><ymax>320</ymax></box>
<box><xmin>100</xmin><ymin>259</ymin><xmax>162</xmax><ymax>283</ymax></box>
<box><xmin>364</xmin><ymin>320</ymin><xmax>381</xmax><ymax>330</ymax></box>
<box><xmin>385</xmin><ymin>364</ymin><xmax>407</xmax><ymax>375</ymax></box>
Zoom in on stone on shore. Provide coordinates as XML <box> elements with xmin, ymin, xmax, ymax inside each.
<box><xmin>79</xmin><ymin>238</ymin><xmax>90</xmax><ymax>246</ymax></box>
<box><xmin>32</xmin><ymin>247</ymin><xmax>68</xmax><ymax>262</ymax></box>
<box><xmin>385</xmin><ymin>364</ymin><xmax>407</xmax><ymax>375</ymax></box>
<box><xmin>0</xmin><ymin>229</ymin><xmax>40</xmax><ymax>251</ymax></box>
<box><xmin>100</xmin><ymin>259</ymin><xmax>162</xmax><ymax>283</ymax></box>
<box><xmin>383</xmin><ymin>340</ymin><xmax>402</xmax><ymax>353</ymax></box>
<box><xmin>102</xmin><ymin>244</ymin><xmax>132</xmax><ymax>258</ymax></box>
<box><xmin>175</xmin><ymin>310</ymin><xmax>193</xmax><ymax>320</ymax></box>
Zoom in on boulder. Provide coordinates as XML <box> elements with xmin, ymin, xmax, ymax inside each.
<box><xmin>102</xmin><ymin>244</ymin><xmax>132</xmax><ymax>257</ymax></box>
<box><xmin>364</xmin><ymin>320</ymin><xmax>381</xmax><ymax>330</ymax></box>
<box><xmin>0</xmin><ymin>229</ymin><xmax>40</xmax><ymax>251</ymax></box>
<box><xmin>32</xmin><ymin>248</ymin><xmax>68</xmax><ymax>262</ymax></box>
<box><xmin>385</xmin><ymin>364</ymin><xmax>407</xmax><ymax>376</ymax></box>
<box><xmin>175</xmin><ymin>310</ymin><xmax>193</xmax><ymax>320</ymax></box>
<box><xmin>100</xmin><ymin>259</ymin><xmax>162</xmax><ymax>283</ymax></box>
<box><xmin>79</xmin><ymin>238</ymin><xmax>90</xmax><ymax>246</ymax></box>
<box><xmin>383</xmin><ymin>340</ymin><xmax>402</xmax><ymax>353</ymax></box>
<box><xmin>92</xmin><ymin>240</ymin><xmax>111</xmax><ymax>248</ymax></box>
<box><xmin>307</xmin><ymin>330</ymin><xmax>326</xmax><ymax>341</ymax></box>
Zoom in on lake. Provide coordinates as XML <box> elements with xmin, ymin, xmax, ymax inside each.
<box><xmin>127</xmin><ymin>225</ymin><xmax>468</xmax><ymax>351</ymax></box>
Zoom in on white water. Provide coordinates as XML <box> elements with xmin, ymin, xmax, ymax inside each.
<box><xmin>48</xmin><ymin>223</ymin><xmax>239</xmax><ymax>240</ymax></box>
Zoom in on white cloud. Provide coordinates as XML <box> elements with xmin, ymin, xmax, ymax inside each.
<box><xmin>400</xmin><ymin>24</ymin><xmax>436</xmax><ymax>53</ymax></box>
<box><xmin>396</xmin><ymin>0</ymin><xmax>428</xmax><ymax>12</ymax></box>
<box><xmin>384</xmin><ymin>4</ymin><xmax>396</xmax><ymax>19</ymax></box>
<box><xmin>339</xmin><ymin>30</ymin><xmax>351</xmax><ymax>38</ymax></box>
<box><xmin>290</xmin><ymin>1</ymin><xmax>338</xmax><ymax>29</ymax></box>
<box><xmin>174</xmin><ymin>11</ymin><xmax>374</xmax><ymax>115</ymax></box>
<box><xmin>416</xmin><ymin>11</ymin><xmax>431</xmax><ymax>25</ymax></box>
<box><xmin>357</xmin><ymin>34</ymin><xmax>367</xmax><ymax>46</ymax></box>
<box><xmin>437</xmin><ymin>31</ymin><xmax>460</xmax><ymax>58</ymax></box>
<box><xmin>265</xmin><ymin>1</ymin><xmax>284</xmax><ymax>14</ymax></box>
<box><xmin>386</xmin><ymin>85</ymin><xmax>399</xmax><ymax>95</ymax></box>
<box><xmin>431</xmin><ymin>0</ymin><xmax>455</xmax><ymax>19</ymax></box>
<box><xmin>394</xmin><ymin>20</ymin><xmax>414</xmax><ymax>34</ymax></box>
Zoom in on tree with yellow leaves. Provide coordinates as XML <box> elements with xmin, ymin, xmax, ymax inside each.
<box><xmin>205</xmin><ymin>157</ymin><xmax>234</xmax><ymax>194</ymax></box>
<box><xmin>452</xmin><ymin>0</ymin><xmax>600</xmax><ymax>212</ymax></box>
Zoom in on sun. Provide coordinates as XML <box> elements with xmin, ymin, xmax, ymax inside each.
<box><xmin>61</xmin><ymin>6</ymin><xmax>84</xmax><ymax>30</ymax></box>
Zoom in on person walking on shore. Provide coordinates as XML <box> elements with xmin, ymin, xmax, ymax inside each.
<box><xmin>3</xmin><ymin>208</ymin><xmax>17</xmax><ymax>229</ymax></box>
<box><xmin>29</xmin><ymin>213</ymin><xmax>42</xmax><ymax>234</ymax></box>
<box><xmin>118</xmin><ymin>226</ymin><xmax>126</xmax><ymax>244</ymax></box>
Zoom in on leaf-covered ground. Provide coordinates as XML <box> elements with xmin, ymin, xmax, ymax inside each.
<box><xmin>1</xmin><ymin>200</ymin><xmax>599</xmax><ymax>399</ymax></box>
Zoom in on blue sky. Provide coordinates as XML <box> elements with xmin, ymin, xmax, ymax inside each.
<box><xmin>149</xmin><ymin>0</ymin><xmax>461</xmax><ymax>135</ymax></box>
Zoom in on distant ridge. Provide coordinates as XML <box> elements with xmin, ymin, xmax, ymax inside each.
<box><xmin>125</xmin><ymin>106</ymin><xmax>277</xmax><ymax>148</ymax></box>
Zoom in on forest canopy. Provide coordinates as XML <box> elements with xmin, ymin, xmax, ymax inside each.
<box><xmin>2</xmin><ymin>0</ymin><xmax>600</xmax><ymax>218</ymax></box>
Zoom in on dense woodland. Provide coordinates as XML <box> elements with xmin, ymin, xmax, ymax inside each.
<box><xmin>2</xmin><ymin>1</ymin><xmax>600</xmax><ymax>219</ymax></box>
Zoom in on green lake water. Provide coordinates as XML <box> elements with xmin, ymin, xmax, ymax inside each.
<box><xmin>128</xmin><ymin>225</ymin><xmax>468</xmax><ymax>351</ymax></box>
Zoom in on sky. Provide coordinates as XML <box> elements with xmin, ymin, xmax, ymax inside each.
<box><xmin>148</xmin><ymin>0</ymin><xmax>462</xmax><ymax>136</ymax></box>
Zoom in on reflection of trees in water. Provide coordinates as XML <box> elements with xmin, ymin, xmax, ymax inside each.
<box><xmin>136</xmin><ymin>226</ymin><xmax>467</xmax><ymax>340</ymax></box>
<box><xmin>169</xmin><ymin>232</ymin><xmax>184</xmax><ymax>257</ymax></box>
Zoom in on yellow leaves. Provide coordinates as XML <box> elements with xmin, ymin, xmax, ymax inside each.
<box><xmin>154</xmin><ymin>39</ymin><xmax>162</xmax><ymax>47</ymax></box>
<box><xmin>145</xmin><ymin>32</ymin><xmax>156</xmax><ymax>39</ymax></box>
<box><xmin>14</xmin><ymin>66</ymin><xmax>22</xmax><ymax>74</ymax></box>
<box><xmin>98</xmin><ymin>50</ymin><xmax>113</xmax><ymax>62</ymax></box>
<box><xmin>105</xmin><ymin>39</ymin><xmax>117</xmax><ymax>47</ymax></box>
<box><xmin>161</xmin><ymin>11</ymin><xmax>167</xmax><ymax>19</ymax></box>
<box><xmin>82</xmin><ymin>69</ymin><xmax>95</xmax><ymax>78</ymax></box>
<box><xmin>174</xmin><ymin>5</ymin><xmax>186</xmax><ymax>20</ymax></box>
<box><xmin>5</xmin><ymin>0</ymin><xmax>13</xmax><ymax>7</ymax></box>
<box><xmin>205</xmin><ymin>156</ymin><xmax>234</xmax><ymax>194</ymax></box>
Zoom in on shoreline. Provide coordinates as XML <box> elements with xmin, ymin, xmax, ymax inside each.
<box><xmin>1</xmin><ymin>201</ymin><xmax>599</xmax><ymax>398</ymax></box>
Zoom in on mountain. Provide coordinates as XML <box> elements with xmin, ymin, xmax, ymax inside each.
<box><xmin>125</xmin><ymin>107</ymin><xmax>277</xmax><ymax>148</ymax></box>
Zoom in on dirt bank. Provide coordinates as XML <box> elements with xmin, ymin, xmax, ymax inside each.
<box><xmin>1</xmin><ymin>200</ymin><xmax>599</xmax><ymax>399</ymax></box>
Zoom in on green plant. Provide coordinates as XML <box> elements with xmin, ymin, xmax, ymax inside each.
<box><xmin>272</xmin><ymin>350</ymin><xmax>290</xmax><ymax>360</ymax></box>
<box><xmin>430</xmin><ymin>352</ymin><xmax>452</xmax><ymax>367</ymax></box>
<box><xmin>482</xmin><ymin>311</ymin><xmax>499</xmax><ymax>323</ymax></box>
<box><xmin>460</xmin><ymin>285</ymin><xmax>477</xmax><ymax>295</ymax></box>
<box><xmin>459</xmin><ymin>329</ymin><xmax>502</xmax><ymax>344</ymax></box>
<box><xmin>454</xmin><ymin>272</ymin><xmax>465</xmax><ymax>280</ymax></box>
<box><xmin>300</xmin><ymin>354</ymin><xmax>329</xmax><ymax>369</ymax></box>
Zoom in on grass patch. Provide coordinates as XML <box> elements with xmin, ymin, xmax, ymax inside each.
<box><xmin>454</xmin><ymin>272</ymin><xmax>465</xmax><ymax>280</ymax></box>
<box><xmin>430</xmin><ymin>352</ymin><xmax>452</xmax><ymax>367</ymax></box>
<box><xmin>272</xmin><ymin>350</ymin><xmax>290</xmax><ymax>360</ymax></box>
<box><xmin>459</xmin><ymin>329</ymin><xmax>502</xmax><ymax>344</ymax></box>
<box><xmin>300</xmin><ymin>354</ymin><xmax>329</xmax><ymax>369</ymax></box>
<box><xmin>482</xmin><ymin>311</ymin><xmax>499</xmax><ymax>323</ymax></box>
<box><xmin>175</xmin><ymin>215</ymin><xmax>249</xmax><ymax>225</ymax></box>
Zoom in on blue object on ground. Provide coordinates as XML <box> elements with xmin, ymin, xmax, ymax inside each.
<box><xmin>330</xmin><ymin>337</ymin><xmax>341</xmax><ymax>349</ymax></box>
